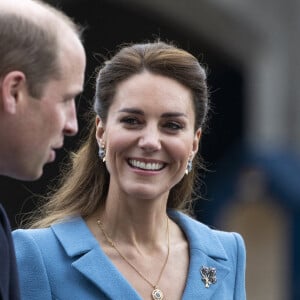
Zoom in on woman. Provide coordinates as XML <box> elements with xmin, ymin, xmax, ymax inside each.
<box><xmin>13</xmin><ymin>41</ymin><xmax>246</xmax><ymax>300</ymax></box>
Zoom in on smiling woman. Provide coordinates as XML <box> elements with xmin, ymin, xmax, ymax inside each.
<box><xmin>95</xmin><ymin>71</ymin><xmax>201</xmax><ymax>201</ymax></box>
<box><xmin>13</xmin><ymin>41</ymin><xmax>246</xmax><ymax>300</ymax></box>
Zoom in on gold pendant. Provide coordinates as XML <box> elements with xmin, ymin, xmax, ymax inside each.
<box><xmin>152</xmin><ymin>288</ymin><xmax>164</xmax><ymax>300</ymax></box>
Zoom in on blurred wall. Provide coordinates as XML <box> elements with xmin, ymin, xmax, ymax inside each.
<box><xmin>106</xmin><ymin>0</ymin><xmax>300</xmax><ymax>154</ymax></box>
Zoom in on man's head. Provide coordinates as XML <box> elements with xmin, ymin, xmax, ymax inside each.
<box><xmin>0</xmin><ymin>0</ymin><xmax>86</xmax><ymax>180</ymax></box>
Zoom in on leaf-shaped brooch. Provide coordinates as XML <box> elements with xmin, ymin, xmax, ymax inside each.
<box><xmin>200</xmin><ymin>266</ymin><xmax>217</xmax><ymax>288</ymax></box>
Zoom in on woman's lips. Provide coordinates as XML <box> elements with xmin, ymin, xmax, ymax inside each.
<box><xmin>128</xmin><ymin>159</ymin><xmax>166</xmax><ymax>171</ymax></box>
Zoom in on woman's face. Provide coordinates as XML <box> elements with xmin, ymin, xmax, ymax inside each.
<box><xmin>96</xmin><ymin>71</ymin><xmax>201</xmax><ymax>201</ymax></box>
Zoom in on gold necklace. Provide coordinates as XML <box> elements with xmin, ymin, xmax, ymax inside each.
<box><xmin>97</xmin><ymin>218</ymin><xmax>170</xmax><ymax>300</ymax></box>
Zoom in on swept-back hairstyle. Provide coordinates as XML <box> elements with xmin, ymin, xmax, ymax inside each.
<box><xmin>0</xmin><ymin>0</ymin><xmax>82</xmax><ymax>98</ymax></box>
<box><xmin>29</xmin><ymin>41</ymin><xmax>209</xmax><ymax>228</ymax></box>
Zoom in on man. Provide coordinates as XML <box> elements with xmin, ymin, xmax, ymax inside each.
<box><xmin>0</xmin><ymin>0</ymin><xmax>86</xmax><ymax>298</ymax></box>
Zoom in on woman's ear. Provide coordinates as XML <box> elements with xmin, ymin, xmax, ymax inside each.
<box><xmin>95</xmin><ymin>116</ymin><xmax>105</xmax><ymax>144</ymax></box>
<box><xmin>191</xmin><ymin>128</ymin><xmax>202</xmax><ymax>158</ymax></box>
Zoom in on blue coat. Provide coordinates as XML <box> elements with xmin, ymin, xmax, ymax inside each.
<box><xmin>13</xmin><ymin>210</ymin><xmax>246</xmax><ymax>299</ymax></box>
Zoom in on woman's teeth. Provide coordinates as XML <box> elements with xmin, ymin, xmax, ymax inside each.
<box><xmin>129</xmin><ymin>159</ymin><xmax>164</xmax><ymax>171</ymax></box>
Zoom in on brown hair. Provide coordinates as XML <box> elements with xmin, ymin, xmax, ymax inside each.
<box><xmin>0</xmin><ymin>0</ymin><xmax>82</xmax><ymax>98</ymax></box>
<box><xmin>29</xmin><ymin>41</ymin><xmax>209</xmax><ymax>228</ymax></box>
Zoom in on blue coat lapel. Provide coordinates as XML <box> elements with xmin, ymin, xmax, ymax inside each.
<box><xmin>72</xmin><ymin>247</ymin><xmax>141</xmax><ymax>299</ymax></box>
<box><xmin>169</xmin><ymin>211</ymin><xmax>230</xmax><ymax>299</ymax></box>
<box><xmin>183</xmin><ymin>249</ymin><xmax>230</xmax><ymax>299</ymax></box>
<box><xmin>52</xmin><ymin>212</ymin><xmax>234</xmax><ymax>299</ymax></box>
<box><xmin>52</xmin><ymin>217</ymin><xmax>142</xmax><ymax>299</ymax></box>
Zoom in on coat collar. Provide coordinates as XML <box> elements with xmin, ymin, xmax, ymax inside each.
<box><xmin>168</xmin><ymin>211</ymin><xmax>230</xmax><ymax>299</ymax></box>
<box><xmin>52</xmin><ymin>212</ymin><xmax>230</xmax><ymax>299</ymax></box>
<box><xmin>168</xmin><ymin>210</ymin><xmax>228</xmax><ymax>260</ymax></box>
<box><xmin>52</xmin><ymin>216</ymin><xmax>141</xmax><ymax>299</ymax></box>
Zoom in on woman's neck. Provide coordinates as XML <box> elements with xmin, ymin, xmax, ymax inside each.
<box><xmin>87</xmin><ymin>192</ymin><xmax>170</xmax><ymax>251</ymax></box>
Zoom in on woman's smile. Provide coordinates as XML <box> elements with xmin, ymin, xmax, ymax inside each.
<box><xmin>96</xmin><ymin>71</ymin><xmax>201</xmax><ymax>199</ymax></box>
<box><xmin>128</xmin><ymin>158</ymin><xmax>166</xmax><ymax>171</ymax></box>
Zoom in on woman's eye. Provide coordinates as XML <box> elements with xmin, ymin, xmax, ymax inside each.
<box><xmin>120</xmin><ymin>117</ymin><xmax>140</xmax><ymax>125</ymax></box>
<box><xmin>164</xmin><ymin>122</ymin><xmax>183</xmax><ymax>130</ymax></box>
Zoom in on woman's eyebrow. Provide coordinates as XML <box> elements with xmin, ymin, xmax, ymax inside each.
<box><xmin>161</xmin><ymin>112</ymin><xmax>187</xmax><ymax>118</ymax></box>
<box><xmin>118</xmin><ymin>108</ymin><xmax>144</xmax><ymax>115</ymax></box>
<box><xmin>118</xmin><ymin>108</ymin><xmax>187</xmax><ymax>118</ymax></box>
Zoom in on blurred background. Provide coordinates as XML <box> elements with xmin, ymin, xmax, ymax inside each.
<box><xmin>1</xmin><ymin>0</ymin><xmax>300</xmax><ymax>299</ymax></box>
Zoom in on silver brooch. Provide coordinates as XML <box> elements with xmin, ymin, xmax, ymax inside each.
<box><xmin>200</xmin><ymin>266</ymin><xmax>217</xmax><ymax>288</ymax></box>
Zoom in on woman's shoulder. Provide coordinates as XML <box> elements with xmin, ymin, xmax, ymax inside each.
<box><xmin>168</xmin><ymin>210</ymin><xmax>245</xmax><ymax>257</ymax></box>
<box><xmin>13</xmin><ymin>215</ymin><xmax>99</xmax><ymax>261</ymax></box>
<box><xmin>12</xmin><ymin>216</ymin><xmax>83</xmax><ymax>248</ymax></box>
<box><xmin>211</xmin><ymin>227</ymin><xmax>245</xmax><ymax>250</ymax></box>
<box><xmin>13</xmin><ymin>225</ymin><xmax>57</xmax><ymax>255</ymax></box>
<box><xmin>13</xmin><ymin>226</ymin><xmax>52</xmax><ymax>243</ymax></box>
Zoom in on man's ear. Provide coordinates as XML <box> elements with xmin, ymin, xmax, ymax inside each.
<box><xmin>0</xmin><ymin>71</ymin><xmax>26</xmax><ymax>114</ymax></box>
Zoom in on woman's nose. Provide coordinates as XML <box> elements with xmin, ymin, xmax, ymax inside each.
<box><xmin>138</xmin><ymin>126</ymin><xmax>161</xmax><ymax>152</ymax></box>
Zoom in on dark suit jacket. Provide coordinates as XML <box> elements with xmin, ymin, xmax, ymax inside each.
<box><xmin>0</xmin><ymin>204</ymin><xmax>20</xmax><ymax>300</ymax></box>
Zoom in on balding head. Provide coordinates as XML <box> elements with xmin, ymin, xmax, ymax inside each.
<box><xmin>0</xmin><ymin>0</ymin><xmax>84</xmax><ymax>98</ymax></box>
<box><xmin>0</xmin><ymin>0</ymin><xmax>86</xmax><ymax>180</ymax></box>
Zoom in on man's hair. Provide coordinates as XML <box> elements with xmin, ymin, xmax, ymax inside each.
<box><xmin>0</xmin><ymin>0</ymin><xmax>82</xmax><ymax>98</ymax></box>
